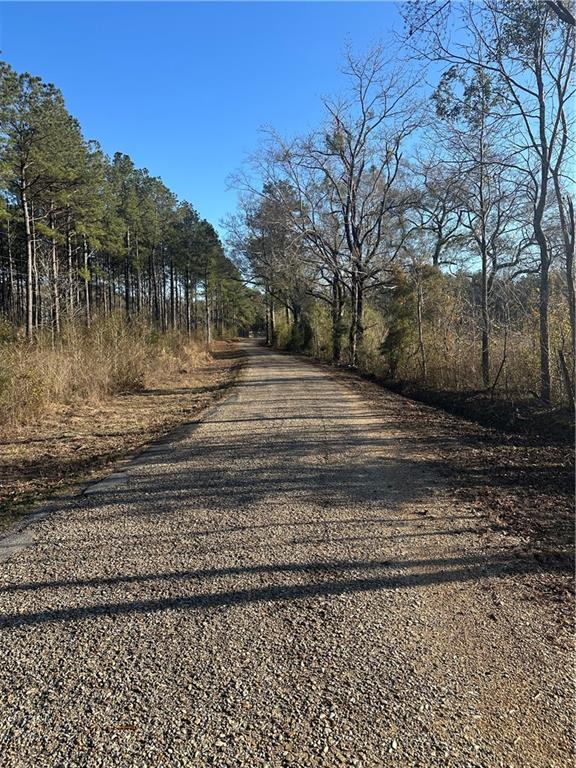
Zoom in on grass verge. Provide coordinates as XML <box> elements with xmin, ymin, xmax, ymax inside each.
<box><xmin>0</xmin><ymin>336</ymin><xmax>245</xmax><ymax>533</ymax></box>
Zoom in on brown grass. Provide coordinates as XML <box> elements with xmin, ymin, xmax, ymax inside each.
<box><xmin>0</xmin><ymin>316</ymin><xmax>216</xmax><ymax>430</ymax></box>
<box><xmin>0</xmin><ymin>320</ymin><xmax>244</xmax><ymax>530</ymax></box>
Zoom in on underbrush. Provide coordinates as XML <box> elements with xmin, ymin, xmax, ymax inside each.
<box><xmin>272</xmin><ymin>311</ymin><xmax>574</xmax><ymax>442</ymax></box>
<box><xmin>382</xmin><ymin>380</ymin><xmax>574</xmax><ymax>444</ymax></box>
<box><xmin>0</xmin><ymin>315</ymin><xmax>210</xmax><ymax>431</ymax></box>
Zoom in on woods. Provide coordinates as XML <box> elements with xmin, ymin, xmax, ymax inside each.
<box><xmin>0</xmin><ymin>0</ymin><xmax>574</xmax><ymax>410</ymax></box>
<box><xmin>0</xmin><ymin>62</ymin><xmax>260</xmax><ymax>344</ymax></box>
<box><xmin>229</xmin><ymin>0</ymin><xmax>574</xmax><ymax>405</ymax></box>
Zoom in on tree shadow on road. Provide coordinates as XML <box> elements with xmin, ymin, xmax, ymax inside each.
<box><xmin>0</xmin><ymin>548</ymin><xmax>570</xmax><ymax>629</ymax></box>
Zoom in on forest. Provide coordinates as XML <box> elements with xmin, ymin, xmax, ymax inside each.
<box><xmin>0</xmin><ymin>61</ymin><xmax>262</xmax><ymax>425</ymax></box>
<box><xmin>0</xmin><ymin>0</ymin><xmax>574</xmax><ymax>425</ymax></box>
<box><xmin>227</xmin><ymin>0</ymin><xmax>574</xmax><ymax>408</ymax></box>
<box><xmin>0</xmin><ymin>62</ymin><xmax>259</xmax><ymax>340</ymax></box>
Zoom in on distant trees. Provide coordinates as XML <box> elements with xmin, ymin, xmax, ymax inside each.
<box><xmin>0</xmin><ymin>60</ymin><xmax>260</xmax><ymax>342</ymax></box>
<box><xmin>230</xmin><ymin>2</ymin><xmax>575</xmax><ymax>403</ymax></box>
<box><xmin>230</xmin><ymin>48</ymin><xmax>419</xmax><ymax>366</ymax></box>
<box><xmin>293</xmin><ymin>48</ymin><xmax>419</xmax><ymax>367</ymax></box>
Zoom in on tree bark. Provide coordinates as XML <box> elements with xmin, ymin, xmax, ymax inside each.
<box><xmin>49</xmin><ymin>205</ymin><xmax>61</xmax><ymax>336</ymax></box>
<box><xmin>21</xmin><ymin>180</ymin><xmax>34</xmax><ymax>338</ymax></box>
<box><xmin>124</xmin><ymin>229</ymin><xmax>131</xmax><ymax>319</ymax></box>
<box><xmin>204</xmin><ymin>268</ymin><xmax>211</xmax><ymax>348</ymax></box>
<box><xmin>83</xmin><ymin>234</ymin><xmax>91</xmax><ymax>326</ymax></box>
<box><xmin>416</xmin><ymin>277</ymin><xmax>427</xmax><ymax>381</ymax></box>
<box><xmin>331</xmin><ymin>271</ymin><xmax>343</xmax><ymax>364</ymax></box>
<box><xmin>348</xmin><ymin>260</ymin><xmax>364</xmax><ymax>367</ymax></box>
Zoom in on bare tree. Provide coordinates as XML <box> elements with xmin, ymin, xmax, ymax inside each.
<box><xmin>288</xmin><ymin>46</ymin><xmax>420</xmax><ymax>365</ymax></box>
<box><xmin>404</xmin><ymin>0</ymin><xmax>575</xmax><ymax>399</ymax></box>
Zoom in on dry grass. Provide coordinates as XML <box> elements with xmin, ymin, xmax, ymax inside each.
<box><xmin>0</xmin><ymin>316</ymin><xmax>214</xmax><ymax>431</ymax></box>
<box><xmin>0</xmin><ymin>320</ymin><xmax>244</xmax><ymax>530</ymax></box>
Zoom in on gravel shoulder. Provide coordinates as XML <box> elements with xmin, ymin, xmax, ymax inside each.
<box><xmin>0</xmin><ymin>341</ymin><xmax>572</xmax><ymax>767</ymax></box>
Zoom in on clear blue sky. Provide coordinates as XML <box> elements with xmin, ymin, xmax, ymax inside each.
<box><xmin>0</xmin><ymin>1</ymin><xmax>404</xmax><ymax>234</ymax></box>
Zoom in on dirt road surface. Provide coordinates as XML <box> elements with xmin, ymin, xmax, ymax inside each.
<box><xmin>0</xmin><ymin>342</ymin><xmax>572</xmax><ymax>767</ymax></box>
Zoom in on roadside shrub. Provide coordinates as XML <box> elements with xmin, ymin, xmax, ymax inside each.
<box><xmin>0</xmin><ymin>313</ymin><xmax>208</xmax><ymax>431</ymax></box>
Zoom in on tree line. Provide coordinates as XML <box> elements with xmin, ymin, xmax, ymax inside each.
<box><xmin>0</xmin><ymin>62</ymin><xmax>261</xmax><ymax>342</ymax></box>
<box><xmin>228</xmin><ymin>0</ymin><xmax>574</xmax><ymax>403</ymax></box>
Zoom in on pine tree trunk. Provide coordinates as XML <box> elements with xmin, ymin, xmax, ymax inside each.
<box><xmin>21</xmin><ymin>182</ymin><xmax>34</xmax><ymax>338</ymax></box>
<box><xmin>161</xmin><ymin>250</ymin><xmax>167</xmax><ymax>332</ymax></box>
<box><xmin>6</xmin><ymin>219</ymin><xmax>15</xmax><ymax>322</ymax></box>
<box><xmin>124</xmin><ymin>229</ymin><xmax>131</xmax><ymax>319</ymax></box>
<box><xmin>67</xmin><ymin>215</ymin><xmax>74</xmax><ymax>319</ymax></box>
<box><xmin>169</xmin><ymin>258</ymin><xmax>176</xmax><ymax>328</ymax></box>
<box><xmin>204</xmin><ymin>269</ymin><xmax>211</xmax><ymax>348</ymax></box>
<box><xmin>135</xmin><ymin>235</ymin><xmax>142</xmax><ymax>314</ymax></box>
<box><xmin>83</xmin><ymin>235</ymin><xmax>91</xmax><ymax>326</ymax></box>
<box><xmin>50</xmin><ymin>206</ymin><xmax>61</xmax><ymax>336</ymax></box>
<box><xmin>150</xmin><ymin>248</ymin><xmax>160</xmax><ymax>326</ymax></box>
<box><xmin>185</xmin><ymin>268</ymin><xmax>191</xmax><ymax>335</ymax></box>
<box><xmin>31</xmin><ymin>210</ymin><xmax>40</xmax><ymax>330</ymax></box>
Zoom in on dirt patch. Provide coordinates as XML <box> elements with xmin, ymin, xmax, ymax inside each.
<box><xmin>0</xmin><ymin>340</ymin><xmax>245</xmax><ymax>532</ymax></box>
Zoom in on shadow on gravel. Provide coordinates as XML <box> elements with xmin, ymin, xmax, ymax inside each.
<box><xmin>235</xmin><ymin>351</ymin><xmax>573</xmax><ymax>557</ymax></box>
<box><xmin>0</xmin><ymin>550</ymin><xmax>570</xmax><ymax>629</ymax></box>
<box><xmin>2</xmin><ymin>547</ymin><xmax>568</xmax><ymax>596</ymax></box>
<box><xmin>1</xmin><ymin>344</ymin><xmax>571</xmax><ymax>629</ymax></box>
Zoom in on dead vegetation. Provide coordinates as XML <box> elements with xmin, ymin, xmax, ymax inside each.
<box><xmin>0</xmin><ymin>316</ymin><xmax>218</xmax><ymax>429</ymax></box>
<box><xmin>0</xmin><ymin>326</ymin><xmax>244</xmax><ymax>530</ymax></box>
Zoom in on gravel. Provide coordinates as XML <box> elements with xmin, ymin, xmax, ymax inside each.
<box><xmin>0</xmin><ymin>341</ymin><xmax>572</xmax><ymax>767</ymax></box>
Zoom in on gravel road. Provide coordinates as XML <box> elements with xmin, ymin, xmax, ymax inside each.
<box><xmin>0</xmin><ymin>341</ymin><xmax>572</xmax><ymax>767</ymax></box>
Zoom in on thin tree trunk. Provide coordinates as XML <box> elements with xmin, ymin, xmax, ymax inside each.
<box><xmin>539</xmin><ymin>251</ymin><xmax>551</xmax><ymax>401</ymax></box>
<box><xmin>204</xmin><ymin>269</ymin><xmax>211</xmax><ymax>348</ymax></box>
<box><xmin>124</xmin><ymin>229</ymin><xmax>131</xmax><ymax>319</ymax></box>
<box><xmin>66</xmin><ymin>213</ymin><xmax>74</xmax><ymax>319</ymax></box>
<box><xmin>552</xmin><ymin>177</ymin><xmax>575</xmax><ymax>383</ymax></box>
<box><xmin>331</xmin><ymin>271</ymin><xmax>343</xmax><ymax>364</ymax></box>
<box><xmin>6</xmin><ymin>218</ymin><xmax>15</xmax><ymax>322</ymax></box>
<box><xmin>135</xmin><ymin>235</ymin><xmax>142</xmax><ymax>315</ymax></box>
<box><xmin>481</xmin><ymin>266</ymin><xmax>490</xmax><ymax>389</ymax></box>
<box><xmin>150</xmin><ymin>248</ymin><xmax>160</xmax><ymax>326</ymax></box>
<box><xmin>348</xmin><ymin>258</ymin><xmax>364</xmax><ymax>367</ymax></box>
<box><xmin>416</xmin><ymin>277</ymin><xmax>427</xmax><ymax>381</ymax></box>
<box><xmin>21</xmin><ymin>183</ymin><xmax>34</xmax><ymax>338</ymax></box>
<box><xmin>31</xmin><ymin>209</ymin><xmax>40</xmax><ymax>330</ymax></box>
<box><xmin>185</xmin><ymin>267</ymin><xmax>191</xmax><ymax>335</ymax></box>
<box><xmin>161</xmin><ymin>249</ymin><xmax>167</xmax><ymax>332</ymax></box>
<box><xmin>269</xmin><ymin>295</ymin><xmax>275</xmax><ymax>344</ymax></box>
<box><xmin>83</xmin><ymin>235</ymin><xmax>91</xmax><ymax>327</ymax></box>
<box><xmin>50</xmin><ymin>205</ymin><xmax>61</xmax><ymax>336</ymax></box>
<box><xmin>264</xmin><ymin>286</ymin><xmax>271</xmax><ymax>345</ymax></box>
<box><xmin>169</xmin><ymin>257</ymin><xmax>176</xmax><ymax>328</ymax></box>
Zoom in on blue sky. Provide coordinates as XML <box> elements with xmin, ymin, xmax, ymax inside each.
<box><xmin>0</xmin><ymin>1</ymin><xmax>405</xmax><ymax>233</ymax></box>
